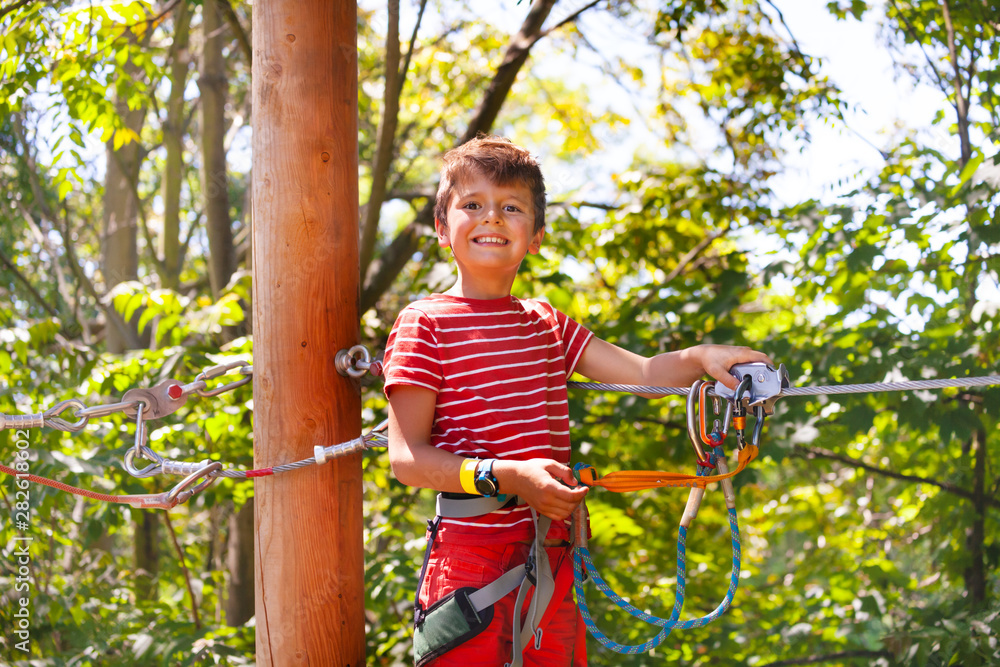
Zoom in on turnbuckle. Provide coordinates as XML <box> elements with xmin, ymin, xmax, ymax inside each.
<box><xmin>190</xmin><ymin>360</ymin><xmax>252</xmax><ymax>397</ymax></box>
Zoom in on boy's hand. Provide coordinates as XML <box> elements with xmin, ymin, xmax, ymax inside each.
<box><xmin>697</xmin><ymin>345</ymin><xmax>774</xmax><ymax>391</ymax></box>
<box><xmin>493</xmin><ymin>458</ymin><xmax>588</xmax><ymax>521</ymax></box>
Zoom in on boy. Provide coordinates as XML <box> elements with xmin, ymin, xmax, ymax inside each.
<box><xmin>384</xmin><ymin>136</ymin><xmax>771</xmax><ymax>666</ymax></box>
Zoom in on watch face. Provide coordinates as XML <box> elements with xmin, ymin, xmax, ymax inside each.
<box><xmin>475</xmin><ymin>477</ymin><xmax>497</xmax><ymax>496</ymax></box>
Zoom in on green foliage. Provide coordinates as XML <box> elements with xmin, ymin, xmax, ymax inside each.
<box><xmin>0</xmin><ymin>279</ymin><xmax>255</xmax><ymax>665</ymax></box>
<box><xmin>2</xmin><ymin>0</ymin><xmax>998</xmax><ymax>665</ymax></box>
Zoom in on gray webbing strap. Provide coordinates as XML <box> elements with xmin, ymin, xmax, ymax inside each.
<box><xmin>432</xmin><ymin>495</ymin><xmax>556</xmax><ymax>666</ymax></box>
<box><xmin>435</xmin><ymin>493</ymin><xmax>515</xmax><ymax>518</ymax></box>
<box><xmin>467</xmin><ymin>564</ymin><xmax>527</xmax><ymax>612</ymax></box>
<box><xmin>507</xmin><ymin>510</ymin><xmax>554</xmax><ymax>667</ymax></box>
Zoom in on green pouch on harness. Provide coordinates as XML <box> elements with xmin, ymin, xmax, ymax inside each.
<box><xmin>414</xmin><ymin>587</ymin><xmax>494</xmax><ymax>667</ymax></box>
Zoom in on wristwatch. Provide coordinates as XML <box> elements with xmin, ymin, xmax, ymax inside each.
<box><xmin>474</xmin><ymin>459</ymin><xmax>500</xmax><ymax>497</ymax></box>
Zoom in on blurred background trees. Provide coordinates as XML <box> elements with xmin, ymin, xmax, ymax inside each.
<box><xmin>0</xmin><ymin>0</ymin><xmax>996</xmax><ymax>664</ymax></box>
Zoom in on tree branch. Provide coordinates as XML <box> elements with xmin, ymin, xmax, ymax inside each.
<box><xmin>13</xmin><ymin>116</ymin><xmax>140</xmax><ymax>348</ymax></box>
<box><xmin>888</xmin><ymin>0</ymin><xmax>949</xmax><ymax>94</ymax></box>
<box><xmin>362</xmin><ymin>0</ymin><xmax>606</xmax><ymax>312</ymax></box>
<box><xmin>940</xmin><ymin>0</ymin><xmax>971</xmax><ymax>164</ymax></box>
<box><xmin>398</xmin><ymin>0</ymin><xmax>427</xmax><ymax>93</ymax></box>
<box><xmin>163</xmin><ymin>511</ymin><xmax>201</xmax><ymax>629</ymax></box>
<box><xmin>216</xmin><ymin>0</ymin><xmax>252</xmax><ymax>66</ymax></box>
<box><xmin>0</xmin><ymin>0</ymin><xmax>33</xmax><ymax>22</ymax></box>
<box><xmin>0</xmin><ymin>245</ymin><xmax>59</xmax><ymax>318</ymax></box>
<box><xmin>360</xmin><ymin>0</ymin><xmax>404</xmax><ymax>278</ymax></box>
<box><xmin>791</xmin><ymin>444</ymin><xmax>1000</xmax><ymax>510</ymax></box>
<box><xmin>537</xmin><ymin>0</ymin><xmax>603</xmax><ymax>40</ymax></box>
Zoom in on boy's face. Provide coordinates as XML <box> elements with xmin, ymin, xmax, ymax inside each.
<box><xmin>435</xmin><ymin>172</ymin><xmax>544</xmax><ymax>294</ymax></box>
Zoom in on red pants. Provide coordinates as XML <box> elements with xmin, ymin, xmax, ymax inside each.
<box><xmin>418</xmin><ymin>538</ymin><xmax>586</xmax><ymax>666</ymax></box>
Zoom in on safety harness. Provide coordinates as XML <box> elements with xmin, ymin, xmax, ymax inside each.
<box><xmin>413</xmin><ymin>494</ymin><xmax>561</xmax><ymax>666</ymax></box>
<box><xmin>414</xmin><ymin>363</ymin><xmax>786</xmax><ymax>664</ymax></box>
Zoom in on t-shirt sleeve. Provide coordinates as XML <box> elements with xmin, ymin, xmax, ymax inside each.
<box><xmin>383</xmin><ymin>306</ymin><xmax>443</xmax><ymax>396</ymax></box>
<box><xmin>554</xmin><ymin>309</ymin><xmax>593</xmax><ymax>377</ymax></box>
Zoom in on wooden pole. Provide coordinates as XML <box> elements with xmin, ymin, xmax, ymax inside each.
<box><xmin>251</xmin><ymin>1</ymin><xmax>364</xmax><ymax>664</ymax></box>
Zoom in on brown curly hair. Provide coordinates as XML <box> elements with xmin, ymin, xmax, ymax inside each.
<box><xmin>434</xmin><ymin>135</ymin><xmax>546</xmax><ymax>234</ymax></box>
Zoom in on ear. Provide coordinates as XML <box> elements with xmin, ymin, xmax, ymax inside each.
<box><xmin>528</xmin><ymin>227</ymin><xmax>545</xmax><ymax>255</ymax></box>
<box><xmin>435</xmin><ymin>217</ymin><xmax>451</xmax><ymax>248</ymax></box>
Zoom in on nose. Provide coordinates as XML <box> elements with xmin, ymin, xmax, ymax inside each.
<box><xmin>483</xmin><ymin>202</ymin><xmax>504</xmax><ymax>224</ymax></box>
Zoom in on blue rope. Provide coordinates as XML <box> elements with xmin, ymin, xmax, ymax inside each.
<box><xmin>574</xmin><ymin>445</ymin><xmax>742</xmax><ymax>653</ymax></box>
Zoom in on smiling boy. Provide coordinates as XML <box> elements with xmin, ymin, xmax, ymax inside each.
<box><xmin>384</xmin><ymin>136</ymin><xmax>770</xmax><ymax>666</ymax></box>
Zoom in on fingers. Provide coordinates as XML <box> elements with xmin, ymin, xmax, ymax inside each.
<box><xmin>522</xmin><ymin>461</ymin><xmax>588</xmax><ymax>521</ymax></box>
<box><xmin>538</xmin><ymin>485</ymin><xmax>588</xmax><ymax>521</ymax></box>
<box><xmin>706</xmin><ymin>346</ymin><xmax>774</xmax><ymax>389</ymax></box>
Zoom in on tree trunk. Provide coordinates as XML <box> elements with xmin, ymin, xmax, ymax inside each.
<box><xmin>964</xmin><ymin>424</ymin><xmax>988</xmax><ymax>608</ymax></box>
<box><xmin>360</xmin><ymin>0</ymin><xmax>561</xmax><ymax>312</ymax></box>
<box><xmin>251</xmin><ymin>0</ymin><xmax>365</xmax><ymax>661</ymax></box>
<box><xmin>132</xmin><ymin>508</ymin><xmax>159</xmax><ymax>601</ymax></box>
<box><xmin>101</xmin><ymin>103</ymin><xmax>145</xmax><ymax>353</ymax></box>
<box><xmin>225</xmin><ymin>498</ymin><xmax>255</xmax><ymax>626</ymax></box>
<box><xmin>161</xmin><ymin>0</ymin><xmax>192</xmax><ymax>289</ymax></box>
<box><xmin>201</xmin><ymin>0</ymin><xmax>234</xmax><ymax>298</ymax></box>
<box><xmin>358</xmin><ymin>0</ymin><xmax>401</xmax><ymax>279</ymax></box>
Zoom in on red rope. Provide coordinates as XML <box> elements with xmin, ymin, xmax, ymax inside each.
<box><xmin>0</xmin><ymin>463</ymin><xmax>174</xmax><ymax>509</ymax></box>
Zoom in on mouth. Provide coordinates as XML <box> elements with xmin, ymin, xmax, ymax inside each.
<box><xmin>472</xmin><ymin>236</ymin><xmax>509</xmax><ymax>246</ymax></box>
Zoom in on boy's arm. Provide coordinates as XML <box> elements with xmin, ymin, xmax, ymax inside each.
<box><xmin>576</xmin><ymin>337</ymin><xmax>772</xmax><ymax>392</ymax></box>
<box><xmin>387</xmin><ymin>385</ymin><xmax>587</xmax><ymax>520</ymax></box>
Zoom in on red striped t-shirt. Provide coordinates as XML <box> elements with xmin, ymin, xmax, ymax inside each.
<box><xmin>383</xmin><ymin>293</ymin><xmax>593</xmax><ymax>545</ymax></box>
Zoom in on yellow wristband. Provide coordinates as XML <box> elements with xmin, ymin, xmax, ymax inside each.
<box><xmin>459</xmin><ymin>459</ymin><xmax>479</xmax><ymax>495</ymax></box>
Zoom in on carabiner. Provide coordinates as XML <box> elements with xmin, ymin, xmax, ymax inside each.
<box><xmin>686</xmin><ymin>380</ymin><xmax>709</xmax><ymax>462</ymax></box>
<box><xmin>698</xmin><ymin>381</ymin><xmax>725</xmax><ymax>449</ymax></box>
<box><xmin>751</xmin><ymin>404</ymin><xmax>766</xmax><ymax>449</ymax></box>
<box><xmin>730</xmin><ymin>375</ymin><xmax>753</xmax><ymax>450</ymax></box>
<box><xmin>166</xmin><ymin>461</ymin><xmax>223</xmax><ymax>505</ymax></box>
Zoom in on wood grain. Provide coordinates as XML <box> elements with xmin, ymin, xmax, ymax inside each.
<box><xmin>251</xmin><ymin>1</ymin><xmax>364</xmax><ymax>663</ymax></box>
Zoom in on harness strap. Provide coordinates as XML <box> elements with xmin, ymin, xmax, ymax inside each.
<box><xmin>575</xmin><ymin>444</ymin><xmax>758</xmax><ymax>492</ymax></box>
<box><xmin>467</xmin><ymin>562</ymin><xmax>528</xmax><ymax>612</ymax></box>
<box><xmin>434</xmin><ymin>495</ymin><xmax>559</xmax><ymax>666</ymax></box>
<box><xmin>436</xmin><ymin>492</ymin><xmax>514</xmax><ymax>518</ymax></box>
<box><xmin>508</xmin><ymin>511</ymin><xmax>553</xmax><ymax>667</ymax></box>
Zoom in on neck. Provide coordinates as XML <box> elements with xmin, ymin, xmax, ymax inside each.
<box><xmin>445</xmin><ymin>275</ymin><xmax>514</xmax><ymax>300</ymax></box>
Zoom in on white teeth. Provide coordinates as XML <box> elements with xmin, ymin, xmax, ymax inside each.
<box><xmin>475</xmin><ymin>236</ymin><xmax>508</xmax><ymax>245</ymax></box>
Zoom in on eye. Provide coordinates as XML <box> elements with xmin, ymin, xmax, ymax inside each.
<box><xmin>504</xmin><ymin>204</ymin><xmax>522</xmax><ymax>213</ymax></box>
<box><xmin>462</xmin><ymin>202</ymin><xmax>481</xmax><ymax>210</ymax></box>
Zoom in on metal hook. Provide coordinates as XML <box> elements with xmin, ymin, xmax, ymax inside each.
<box><xmin>166</xmin><ymin>461</ymin><xmax>223</xmax><ymax>505</ymax></box>
<box><xmin>195</xmin><ymin>361</ymin><xmax>252</xmax><ymax>397</ymax></box>
<box><xmin>123</xmin><ymin>445</ymin><xmax>164</xmax><ymax>478</ymax></box>
<box><xmin>43</xmin><ymin>399</ymin><xmax>89</xmax><ymax>432</ymax></box>
<box><xmin>751</xmin><ymin>405</ymin><xmax>766</xmax><ymax>449</ymax></box>
<box><xmin>335</xmin><ymin>345</ymin><xmax>373</xmax><ymax>379</ymax></box>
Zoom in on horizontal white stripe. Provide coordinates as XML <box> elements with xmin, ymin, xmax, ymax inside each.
<box><xmin>442</xmin><ymin>515</ymin><xmax>535</xmax><ymax>529</ymax></box>
<box><xmin>436</xmin><ymin>415</ymin><xmax>552</xmax><ymax>438</ymax></box>
<box><xmin>438</xmin><ymin>373</ymin><xmax>565</xmax><ymax>400</ymax></box>
<box><xmin>436</xmin><ymin>399</ymin><xmax>566</xmax><ymax>422</ymax></box>
<box><xmin>447</xmin><ymin>357</ymin><xmax>566</xmax><ymax>381</ymax></box>
<box><xmin>388</xmin><ymin>379</ymin><xmax>439</xmax><ymax>392</ymax></box>
<box><xmin>436</xmin><ymin>330</ymin><xmax>559</xmax><ymax>349</ymax></box>
<box><xmin>441</xmin><ymin>343</ymin><xmax>558</xmax><ymax>368</ymax></box>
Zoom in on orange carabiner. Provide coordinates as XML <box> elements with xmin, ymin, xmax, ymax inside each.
<box><xmin>698</xmin><ymin>381</ymin><xmax>725</xmax><ymax>449</ymax></box>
